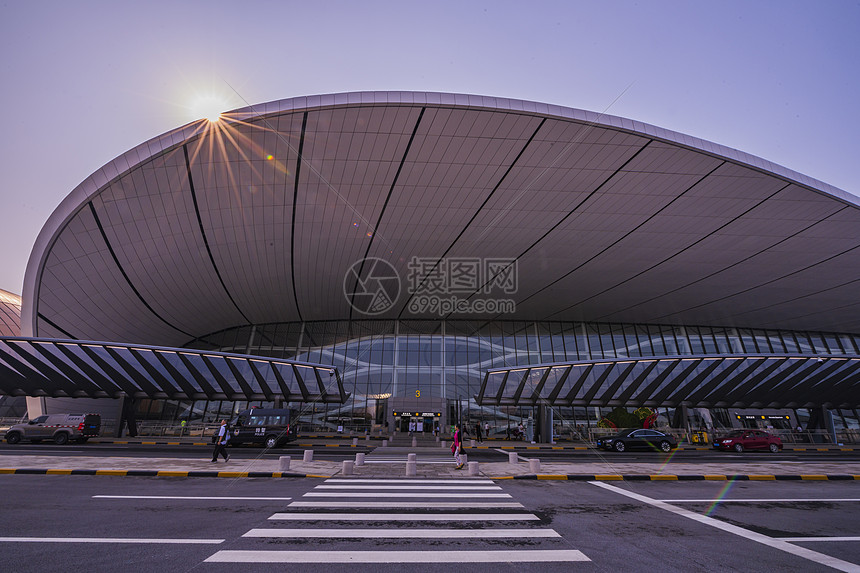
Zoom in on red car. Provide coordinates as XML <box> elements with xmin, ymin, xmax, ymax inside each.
<box><xmin>713</xmin><ymin>429</ymin><xmax>783</xmax><ymax>453</ymax></box>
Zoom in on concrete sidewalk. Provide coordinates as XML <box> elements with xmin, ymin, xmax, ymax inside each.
<box><xmin>2</xmin><ymin>444</ymin><xmax>860</xmax><ymax>480</ymax></box>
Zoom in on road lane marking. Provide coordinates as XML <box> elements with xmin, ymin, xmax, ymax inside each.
<box><xmin>662</xmin><ymin>498</ymin><xmax>860</xmax><ymax>503</ymax></box>
<box><xmin>592</xmin><ymin>482</ymin><xmax>860</xmax><ymax>573</ymax></box>
<box><xmin>92</xmin><ymin>495</ymin><xmax>292</xmax><ymax>501</ymax></box>
<box><xmin>779</xmin><ymin>537</ymin><xmax>860</xmax><ymax>542</ymax></box>
<box><xmin>268</xmin><ymin>512</ymin><xmax>540</xmax><ymax>521</ymax></box>
<box><xmin>314</xmin><ymin>484</ymin><xmax>502</xmax><ymax>490</ymax></box>
<box><xmin>303</xmin><ymin>492</ymin><xmax>511</xmax><ymax>498</ymax></box>
<box><xmin>243</xmin><ymin>528</ymin><xmax>560</xmax><ymax>538</ymax></box>
<box><xmin>0</xmin><ymin>537</ymin><xmax>223</xmax><ymax>544</ymax></box>
<box><xmin>288</xmin><ymin>501</ymin><xmax>524</xmax><ymax>508</ymax></box>
<box><xmin>205</xmin><ymin>549</ymin><xmax>589</xmax><ymax>563</ymax></box>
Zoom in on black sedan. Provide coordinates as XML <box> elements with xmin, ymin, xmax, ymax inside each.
<box><xmin>596</xmin><ymin>429</ymin><xmax>678</xmax><ymax>453</ymax></box>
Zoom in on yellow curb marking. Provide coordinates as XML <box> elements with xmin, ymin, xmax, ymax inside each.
<box><xmin>95</xmin><ymin>470</ymin><xmax>128</xmax><ymax>476</ymax></box>
<box><xmin>800</xmin><ymin>475</ymin><xmax>828</xmax><ymax>480</ymax></box>
<box><xmin>749</xmin><ymin>475</ymin><xmax>776</xmax><ymax>481</ymax></box>
<box><xmin>536</xmin><ymin>475</ymin><xmax>566</xmax><ymax>480</ymax></box>
<box><xmin>704</xmin><ymin>475</ymin><xmax>728</xmax><ymax>480</ymax></box>
<box><xmin>46</xmin><ymin>469</ymin><xmax>73</xmax><ymax>475</ymax></box>
<box><xmin>650</xmin><ymin>475</ymin><xmax>678</xmax><ymax>480</ymax></box>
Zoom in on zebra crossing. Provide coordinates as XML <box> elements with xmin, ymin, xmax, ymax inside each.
<box><xmin>205</xmin><ymin>478</ymin><xmax>591</xmax><ymax>564</ymax></box>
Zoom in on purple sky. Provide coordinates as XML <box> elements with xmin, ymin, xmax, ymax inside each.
<box><xmin>1</xmin><ymin>0</ymin><xmax>858</xmax><ymax>295</ymax></box>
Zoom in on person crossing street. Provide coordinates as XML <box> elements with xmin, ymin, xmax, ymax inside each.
<box><xmin>452</xmin><ymin>423</ymin><xmax>463</xmax><ymax>469</ymax></box>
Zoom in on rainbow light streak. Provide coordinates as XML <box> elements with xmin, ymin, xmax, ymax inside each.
<box><xmin>704</xmin><ymin>477</ymin><xmax>738</xmax><ymax>516</ymax></box>
<box><xmin>656</xmin><ymin>445</ymin><xmax>681</xmax><ymax>473</ymax></box>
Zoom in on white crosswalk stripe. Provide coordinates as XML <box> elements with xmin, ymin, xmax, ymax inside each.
<box><xmin>314</xmin><ymin>484</ymin><xmax>503</xmax><ymax>490</ymax></box>
<box><xmin>268</xmin><ymin>512</ymin><xmax>541</xmax><ymax>521</ymax></box>
<box><xmin>206</xmin><ymin>550</ymin><xmax>590</xmax><ymax>563</ymax></box>
<box><xmin>243</xmin><ymin>528</ymin><xmax>561</xmax><ymax>538</ymax></box>
<box><xmin>206</xmin><ymin>478</ymin><xmax>591</xmax><ymax>564</ymax></box>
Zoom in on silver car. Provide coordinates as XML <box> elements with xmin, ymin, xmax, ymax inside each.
<box><xmin>5</xmin><ymin>413</ymin><xmax>101</xmax><ymax>445</ymax></box>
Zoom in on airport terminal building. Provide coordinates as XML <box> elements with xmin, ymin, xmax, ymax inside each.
<box><xmin>2</xmin><ymin>92</ymin><xmax>859</xmax><ymax>440</ymax></box>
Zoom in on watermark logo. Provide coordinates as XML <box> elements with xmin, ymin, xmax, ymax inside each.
<box><xmin>344</xmin><ymin>256</ymin><xmax>517</xmax><ymax>316</ymax></box>
<box><xmin>343</xmin><ymin>257</ymin><xmax>401</xmax><ymax>315</ymax></box>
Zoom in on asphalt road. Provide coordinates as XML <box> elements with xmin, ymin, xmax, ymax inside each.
<box><xmin>1</xmin><ymin>475</ymin><xmax>858</xmax><ymax>572</ymax></box>
<box><xmin>1</xmin><ymin>441</ymin><xmax>858</xmax><ymax>464</ymax></box>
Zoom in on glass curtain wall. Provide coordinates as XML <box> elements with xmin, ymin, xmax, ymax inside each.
<box><xmin>175</xmin><ymin>320</ymin><xmax>860</xmax><ymax>432</ymax></box>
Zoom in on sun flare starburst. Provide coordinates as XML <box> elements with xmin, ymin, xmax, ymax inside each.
<box><xmin>190</xmin><ymin>94</ymin><xmax>229</xmax><ymax>122</ymax></box>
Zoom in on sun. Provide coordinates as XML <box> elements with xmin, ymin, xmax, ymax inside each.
<box><xmin>190</xmin><ymin>94</ymin><xmax>230</xmax><ymax>122</ymax></box>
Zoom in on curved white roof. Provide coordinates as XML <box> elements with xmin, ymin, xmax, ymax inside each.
<box><xmin>23</xmin><ymin>92</ymin><xmax>860</xmax><ymax>346</ymax></box>
<box><xmin>0</xmin><ymin>289</ymin><xmax>21</xmax><ymax>337</ymax></box>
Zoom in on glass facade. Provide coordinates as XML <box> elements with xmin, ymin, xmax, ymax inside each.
<box><xmin>181</xmin><ymin>320</ymin><xmax>860</xmax><ymax>431</ymax></box>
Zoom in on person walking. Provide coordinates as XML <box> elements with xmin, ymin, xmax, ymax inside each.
<box><xmin>484</xmin><ymin>421</ymin><xmax>490</xmax><ymax>441</ymax></box>
<box><xmin>211</xmin><ymin>419</ymin><xmax>230</xmax><ymax>463</ymax></box>
<box><xmin>452</xmin><ymin>423</ymin><xmax>463</xmax><ymax>469</ymax></box>
<box><xmin>475</xmin><ymin>422</ymin><xmax>483</xmax><ymax>443</ymax></box>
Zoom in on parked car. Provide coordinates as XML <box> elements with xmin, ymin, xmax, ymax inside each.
<box><xmin>596</xmin><ymin>429</ymin><xmax>677</xmax><ymax>453</ymax></box>
<box><xmin>713</xmin><ymin>429</ymin><xmax>782</xmax><ymax>452</ymax></box>
<box><xmin>228</xmin><ymin>408</ymin><xmax>297</xmax><ymax>448</ymax></box>
<box><xmin>5</xmin><ymin>413</ymin><xmax>101</xmax><ymax>445</ymax></box>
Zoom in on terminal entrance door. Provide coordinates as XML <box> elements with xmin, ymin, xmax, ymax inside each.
<box><xmin>393</xmin><ymin>411</ymin><xmax>442</xmax><ymax>434</ymax></box>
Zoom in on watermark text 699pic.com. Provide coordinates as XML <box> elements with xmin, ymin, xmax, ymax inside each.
<box><xmin>343</xmin><ymin>256</ymin><xmax>518</xmax><ymax>316</ymax></box>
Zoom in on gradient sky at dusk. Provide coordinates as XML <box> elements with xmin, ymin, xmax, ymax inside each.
<box><xmin>1</xmin><ymin>0</ymin><xmax>858</xmax><ymax>295</ymax></box>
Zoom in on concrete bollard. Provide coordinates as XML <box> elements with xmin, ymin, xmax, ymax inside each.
<box><xmin>343</xmin><ymin>460</ymin><xmax>354</xmax><ymax>476</ymax></box>
<box><xmin>406</xmin><ymin>460</ymin><xmax>417</xmax><ymax>476</ymax></box>
<box><xmin>355</xmin><ymin>452</ymin><xmax>365</xmax><ymax>466</ymax></box>
<box><xmin>303</xmin><ymin>449</ymin><xmax>313</xmax><ymax>463</ymax></box>
<box><xmin>468</xmin><ymin>461</ymin><xmax>479</xmax><ymax>476</ymax></box>
<box><xmin>470</xmin><ymin>439</ymin><xmax>476</xmax><ymax>448</ymax></box>
<box><xmin>382</xmin><ymin>439</ymin><xmax>388</xmax><ymax>447</ymax></box>
<box><xmin>441</xmin><ymin>440</ymin><xmax>447</xmax><ymax>448</ymax></box>
<box><xmin>352</xmin><ymin>437</ymin><xmax>358</xmax><ymax>446</ymax></box>
<box><xmin>407</xmin><ymin>453</ymin><xmax>417</xmax><ymax>462</ymax></box>
<box><xmin>508</xmin><ymin>452</ymin><xmax>518</xmax><ymax>464</ymax></box>
<box><xmin>279</xmin><ymin>456</ymin><xmax>291</xmax><ymax>471</ymax></box>
<box><xmin>529</xmin><ymin>458</ymin><xmax>540</xmax><ymax>473</ymax></box>
<box><xmin>461</xmin><ymin>453</ymin><xmax>467</xmax><ymax>464</ymax></box>
<box><xmin>412</xmin><ymin>437</ymin><xmax>417</xmax><ymax>447</ymax></box>
<box><xmin>436</xmin><ymin>435</ymin><xmax>440</xmax><ymax>442</ymax></box>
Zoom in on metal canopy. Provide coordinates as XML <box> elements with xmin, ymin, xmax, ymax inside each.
<box><xmin>0</xmin><ymin>337</ymin><xmax>348</xmax><ymax>403</ymax></box>
<box><xmin>475</xmin><ymin>355</ymin><xmax>860</xmax><ymax>409</ymax></box>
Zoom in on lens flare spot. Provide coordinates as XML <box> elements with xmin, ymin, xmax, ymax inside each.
<box><xmin>266</xmin><ymin>154</ymin><xmax>274</xmax><ymax>160</ymax></box>
<box><xmin>366</xmin><ymin>232</ymin><xmax>373</xmax><ymax>237</ymax></box>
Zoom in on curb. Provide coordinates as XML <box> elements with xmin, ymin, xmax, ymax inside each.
<box><xmin>0</xmin><ymin>468</ymin><xmax>327</xmax><ymax>478</ymax></box>
<box><xmin>2</xmin><ymin>468</ymin><xmax>858</xmax><ymax>481</ymax></box>
<box><xmin>492</xmin><ymin>474</ymin><xmax>860</xmax><ymax>481</ymax></box>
